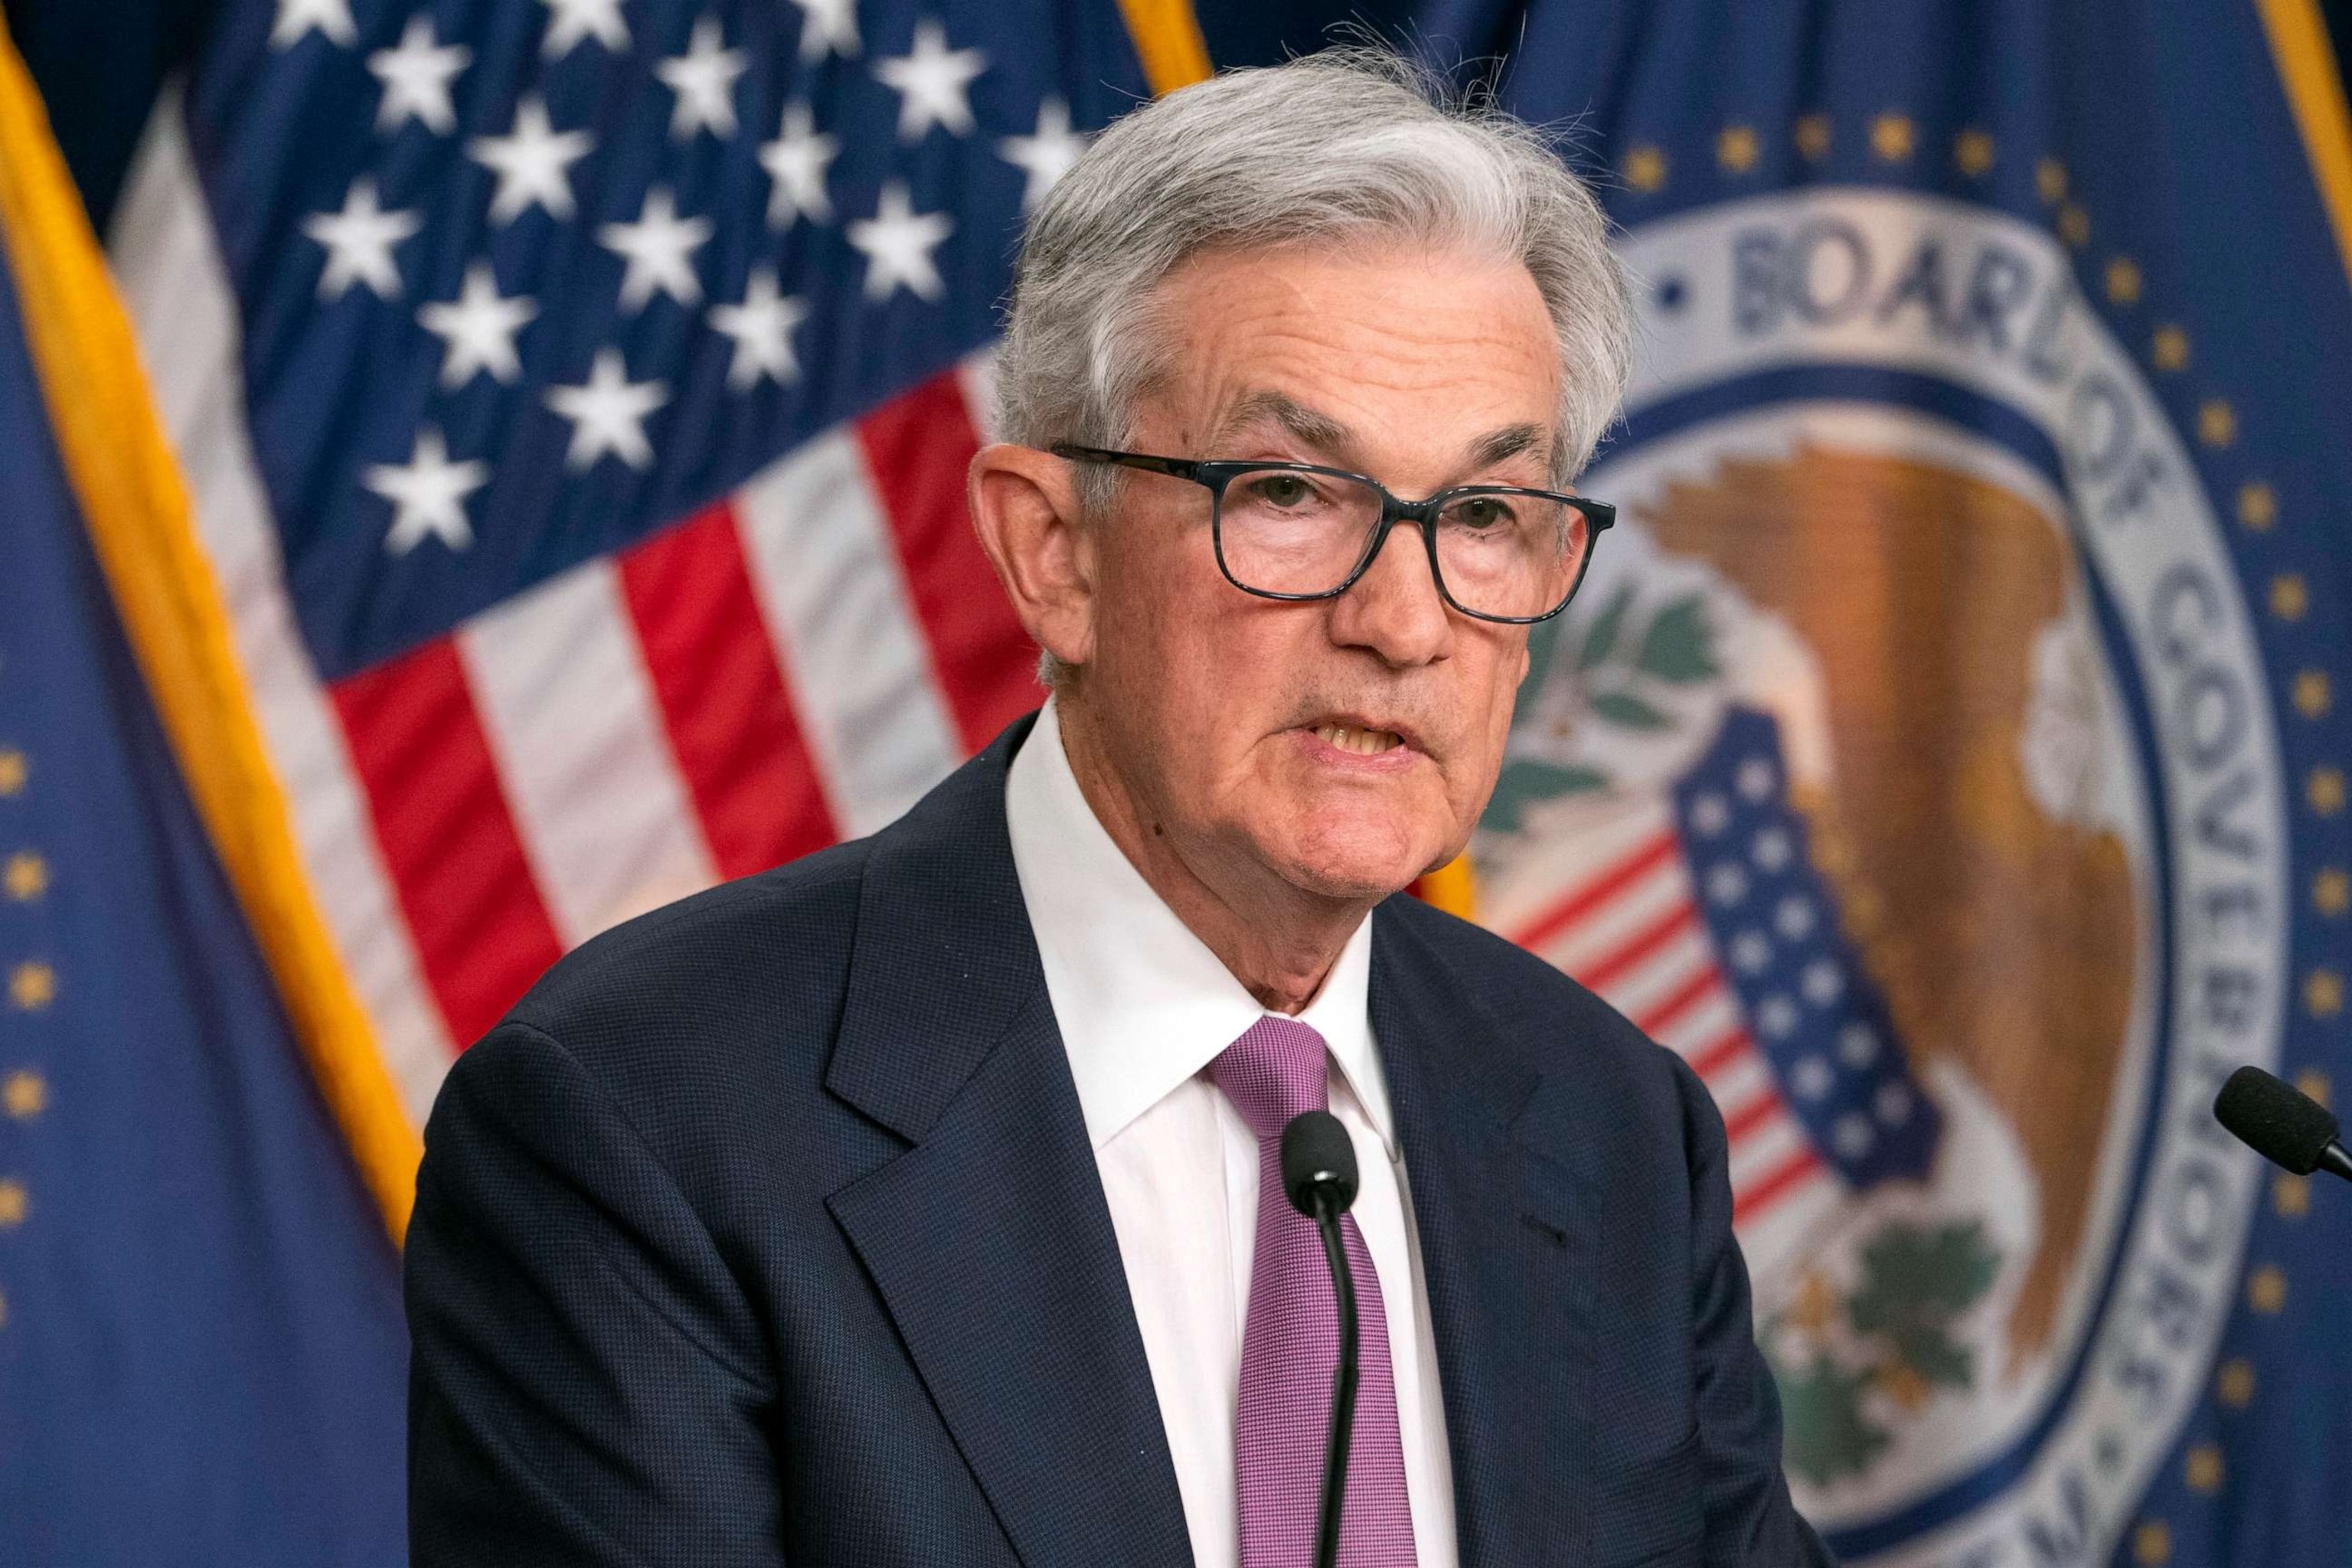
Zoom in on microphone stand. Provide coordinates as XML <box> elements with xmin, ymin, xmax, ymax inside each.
<box><xmin>1282</xmin><ymin>1108</ymin><xmax>1363</xmax><ymax>1568</ymax></box>
<box><xmin>1308</xmin><ymin>1188</ymin><xmax>1359</xmax><ymax>1568</ymax></box>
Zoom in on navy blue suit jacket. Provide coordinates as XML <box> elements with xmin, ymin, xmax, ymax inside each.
<box><xmin>406</xmin><ymin>714</ymin><xmax>1831</xmax><ymax>1566</ymax></box>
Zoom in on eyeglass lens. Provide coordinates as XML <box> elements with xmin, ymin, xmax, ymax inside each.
<box><xmin>1217</xmin><ymin>468</ymin><xmax>1592</xmax><ymax>620</ymax></box>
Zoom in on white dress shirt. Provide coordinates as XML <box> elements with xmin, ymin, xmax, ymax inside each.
<box><xmin>1004</xmin><ymin>701</ymin><xmax>1458</xmax><ymax>1568</ymax></box>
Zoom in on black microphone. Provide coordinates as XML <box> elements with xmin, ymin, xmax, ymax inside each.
<box><xmin>2214</xmin><ymin>1065</ymin><xmax>2352</xmax><ymax>1183</ymax></box>
<box><xmin>1280</xmin><ymin>1110</ymin><xmax>1361</xmax><ymax>1568</ymax></box>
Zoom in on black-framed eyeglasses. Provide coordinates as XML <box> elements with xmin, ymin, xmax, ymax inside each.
<box><xmin>1050</xmin><ymin>444</ymin><xmax>1615</xmax><ymax>625</ymax></box>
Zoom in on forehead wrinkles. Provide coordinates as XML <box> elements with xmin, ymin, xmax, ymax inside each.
<box><xmin>1200</xmin><ymin>387</ymin><xmax>1561</xmax><ymax>488</ymax></box>
<box><xmin>1156</xmin><ymin>253</ymin><xmax>1566</xmax><ymax>473</ymax></box>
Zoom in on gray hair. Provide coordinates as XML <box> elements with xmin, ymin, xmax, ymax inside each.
<box><xmin>997</xmin><ymin>46</ymin><xmax>1632</xmax><ymax>488</ymax></box>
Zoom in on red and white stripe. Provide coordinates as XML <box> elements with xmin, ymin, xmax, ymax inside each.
<box><xmin>111</xmin><ymin>103</ymin><xmax>1040</xmax><ymax>1122</ymax></box>
<box><xmin>1502</xmin><ymin>797</ymin><xmax>1840</xmax><ymax>1253</ymax></box>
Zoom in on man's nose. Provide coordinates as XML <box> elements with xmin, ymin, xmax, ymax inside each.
<box><xmin>1327</xmin><ymin>518</ymin><xmax>1452</xmax><ymax>666</ymax></box>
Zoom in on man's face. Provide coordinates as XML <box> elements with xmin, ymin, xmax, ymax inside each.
<box><xmin>1076</xmin><ymin>242</ymin><xmax>1563</xmax><ymax>903</ymax></box>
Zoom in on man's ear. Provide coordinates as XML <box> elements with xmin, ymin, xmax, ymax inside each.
<box><xmin>968</xmin><ymin>443</ymin><xmax>1097</xmax><ymax>672</ymax></box>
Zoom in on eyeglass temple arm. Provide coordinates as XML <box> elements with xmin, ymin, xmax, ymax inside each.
<box><xmin>1049</xmin><ymin>443</ymin><xmax>1204</xmax><ymax>482</ymax></box>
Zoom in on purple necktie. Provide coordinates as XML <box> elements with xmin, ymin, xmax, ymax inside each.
<box><xmin>1211</xmin><ymin>1017</ymin><xmax>1417</xmax><ymax>1568</ymax></box>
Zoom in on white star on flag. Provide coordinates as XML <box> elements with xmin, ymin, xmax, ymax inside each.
<box><xmin>368</xmin><ymin>15</ymin><xmax>472</xmax><ymax>134</ymax></box>
<box><xmin>270</xmin><ymin>0</ymin><xmax>355</xmax><ymax>49</ymax></box>
<box><xmin>545</xmin><ymin>349</ymin><xmax>671</xmax><ymax>470</ymax></box>
<box><xmin>597</xmin><ymin>187</ymin><xmax>713</xmax><ymax>312</ymax></box>
<box><xmin>417</xmin><ymin>262</ymin><xmax>538</xmax><ymax>387</ymax></box>
<box><xmin>708</xmin><ymin>267</ymin><xmax>810</xmax><ymax>390</ymax></box>
<box><xmin>997</xmin><ymin>96</ymin><xmax>1086</xmax><ymax>213</ymax></box>
<box><xmin>758</xmin><ymin>103</ymin><xmax>839</xmax><ymax>227</ymax></box>
<box><xmin>541</xmin><ymin>0</ymin><xmax>628</xmax><ymax>58</ymax></box>
<box><xmin>789</xmin><ymin>0</ymin><xmax>860</xmax><ymax>60</ymax></box>
<box><xmin>302</xmin><ymin>177</ymin><xmax>423</xmax><ymax>301</ymax></box>
<box><xmin>365</xmin><ymin>427</ymin><xmax>488</xmax><ymax>554</ymax></box>
<box><xmin>469</xmin><ymin>96</ymin><xmax>594</xmax><ymax>225</ymax></box>
<box><xmin>847</xmin><ymin>181</ymin><xmax>953</xmax><ymax>302</ymax></box>
<box><xmin>655</xmin><ymin>16</ymin><xmax>747</xmax><ymax>140</ymax></box>
<box><xmin>874</xmin><ymin>20</ymin><xmax>988</xmax><ymax>142</ymax></box>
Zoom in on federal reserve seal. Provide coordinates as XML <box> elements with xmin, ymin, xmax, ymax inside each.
<box><xmin>1479</xmin><ymin>188</ymin><xmax>2288</xmax><ymax>1566</ymax></box>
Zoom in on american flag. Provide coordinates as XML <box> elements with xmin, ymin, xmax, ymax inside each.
<box><xmin>1502</xmin><ymin>708</ymin><xmax>1941</xmax><ymax>1250</ymax></box>
<box><xmin>106</xmin><ymin>0</ymin><xmax>1173</xmax><ymax>1133</ymax></box>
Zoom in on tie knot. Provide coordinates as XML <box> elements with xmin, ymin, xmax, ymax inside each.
<box><xmin>1210</xmin><ymin>1016</ymin><xmax>1332</xmax><ymax>1142</ymax></box>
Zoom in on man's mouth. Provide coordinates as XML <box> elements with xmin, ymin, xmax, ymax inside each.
<box><xmin>1311</xmin><ymin>720</ymin><xmax>1406</xmax><ymax>756</ymax></box>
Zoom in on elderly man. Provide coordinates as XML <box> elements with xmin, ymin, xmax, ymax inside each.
<box><xmin>406</xmin><ymin>49</ymin><xmax>1829</xmax><ymax>1568</ymax></box>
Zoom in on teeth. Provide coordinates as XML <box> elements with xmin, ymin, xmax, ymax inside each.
<box><xmin>1314</xmin><ymin>722</ymin><xmax>1403</xmax><ymax>756</ymax></box>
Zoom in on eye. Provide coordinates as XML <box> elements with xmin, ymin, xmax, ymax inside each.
<box><xmin>1446</xmin><ymin>495</ymin><xmax>1518</xmax><ymax>530</ymax></box>
<box><xmin>1243</xmin><ymin>473</ymin><xmax>1317</xmax><ymax>509</ymax></box>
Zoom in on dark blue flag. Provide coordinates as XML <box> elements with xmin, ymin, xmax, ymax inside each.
<box><xmin>0</xmin><ymin>28</ymin><xmax>407</xmax><ymax>1565</ymax></box>
<box><xmin>1448</xmin><ymin>2</ymin><xmax>2352</xmax><ymax>1563</ymax></box>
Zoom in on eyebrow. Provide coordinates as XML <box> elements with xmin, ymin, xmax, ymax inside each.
<box><xmin>1209</xmin><ymin>390</ymin><xmax>1560</xmax><ymax>484</ymax></box>
<box><xmin>1209</xmin><ymin>390</ymin><xmax>1354</xmax><ymax>456</ymax></box>
<box><xmin>1467</xmin><ymin>423</ymin><xmax>1555</xmax><ymax>475</ymax></box>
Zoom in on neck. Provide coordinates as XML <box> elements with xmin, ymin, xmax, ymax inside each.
<box><xmin>1055</xmin><ymin>696</ymin><xmax>1374</xmax><ymax>1014</ymax></box>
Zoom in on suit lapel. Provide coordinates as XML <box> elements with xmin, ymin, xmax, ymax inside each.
<box><xmin>823</xmin><ymin>718</ymin><xmax>1194</xmax><ymax>1568</ymax></box>
<box><xmin>1372</xmin><ymin>902</ymin><xmax>1597</xmax><ymax>1568</ymax></box>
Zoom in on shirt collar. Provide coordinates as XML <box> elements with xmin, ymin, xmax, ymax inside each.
<box><xmin>1004</xmin><ymin>700</ymin><xmax>1387</xmax><ymax>1155</ymax></box>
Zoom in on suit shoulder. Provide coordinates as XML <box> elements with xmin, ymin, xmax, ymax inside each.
<box><xmin>1380</xmin><ymin>892</ymin><xmax>1693</xmax><ymax>1108</ymax></box>
<box><xmin>1381</xmin><ymin>893</ymin><xmax>1649</xmax><ymax>1048</ymax></box>
<box><xmin>501</xmin><ymin>838</ymin><xmax>871</xmax><ymax>1060</ymax></box>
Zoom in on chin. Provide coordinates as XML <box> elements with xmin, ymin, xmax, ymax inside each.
<box><xmin>1266</xmin><ymin>809</ymin><xmax>1446</xmax><ymax>902</ymax></box>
